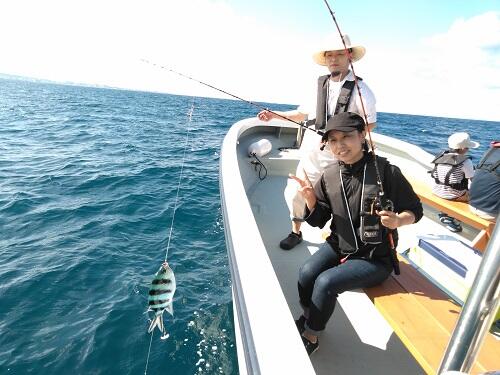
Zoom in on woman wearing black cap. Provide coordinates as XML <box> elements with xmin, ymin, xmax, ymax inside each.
<box><xmin>290</xmin><ymin>112</ymin><xmax>423</xmax><ymax>355</ymax></box>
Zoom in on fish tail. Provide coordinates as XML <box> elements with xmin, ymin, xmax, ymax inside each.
<box><xmin>147</xmin><ymin>313</ymin><xmax>165</xmax><ymax>334</ymax></box>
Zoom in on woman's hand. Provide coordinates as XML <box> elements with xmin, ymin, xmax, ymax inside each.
<box><xmin>289</xmin><ymin>171</ymin><xmax>317</xmax><ymax>210</ymax></box>
<box><xmin>377</xmin><ymin>209</ymin><xmax>416</xmax><ymax>229</ymax></box>
<box><xmin>377</xmin><ymin>210</ymin><xmax>400</xmax><ymax>230</ymax></box>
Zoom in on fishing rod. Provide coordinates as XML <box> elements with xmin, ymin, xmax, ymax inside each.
<box><xmin>322</xmin><ymin>0</ymin><xmax>384</xmax><ymax>194</ymax></box>
<box><xmin>322</xmin><ymin>0</ymin><xmax>400</xmax><ymax>274</ymax></box>
<box><xmin>141</xmin><ymin>59</ymin><xmax>323</xmax><ymax>136</ymax></box>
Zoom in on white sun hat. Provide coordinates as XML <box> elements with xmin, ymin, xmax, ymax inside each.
<box><xmin>448</xmin><ymin>132</ymin><xmax>480</xmax><ymax>149</ymax></box>
<box><xmin>312</xmin><ymin>34</ymin><xmax>366</xmax><ymax>65</ymax></box>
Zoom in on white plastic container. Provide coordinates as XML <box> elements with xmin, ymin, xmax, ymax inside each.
<box><xmin>248</xmin><ymin>139</ymin><xmax>272</xmax><ymax>157</ymax></box>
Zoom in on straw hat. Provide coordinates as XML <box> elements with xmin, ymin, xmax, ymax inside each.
<box><xmin>448</xmin><ymin>132</ymin><xmax>480</xmax><ymax>149</ymax></box>
<box><xmin>312</xmin><ymin>34</ymin><xmax>366</xmax><ymax>65</ymax></box>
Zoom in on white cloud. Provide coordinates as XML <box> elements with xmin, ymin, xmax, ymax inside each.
<box><xmin>0</xmin><ymin>0</ymin><xmax>318</xmax><ymax>106</ymax></box>
<box><xmin>365</xmin><ymin>11</ymin><xmax>500</xmax><ymax>121</ymax></box>
<box><xmin>0</xmin><ymin>2</ymin><xmax>498</xmax><ymax>121</ymax></box>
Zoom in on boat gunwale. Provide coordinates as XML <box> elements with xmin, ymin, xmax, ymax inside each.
<box><xmin>219</xmin><ymin>118</ymin><xmax>315</xmax><ymax>375</ymax></box>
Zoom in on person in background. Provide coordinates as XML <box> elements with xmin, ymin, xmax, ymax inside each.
<box><xmin>431</xmin><ymin>132</ymin><xmax>479</xmax><ymax>232</ymax></box>
<box><xmin>469</xmin><ymin>141</ymin><xmax>500</xmax><ymax>221</ymax></box>
<box><xmin>257</xmin><ymin>34</ymin><xmax>376</xmax><ymax>250</ymax></box>
<box><xmin>290</xmin><ymin>112</ymin><xmax>422</xmax><ymax>355</ymax></box>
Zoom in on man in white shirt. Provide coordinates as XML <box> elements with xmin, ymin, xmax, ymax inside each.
<box><xmin>257</xmin><ymin>34</ymin><xmax>377</xmax><ymax>250</ymax></box>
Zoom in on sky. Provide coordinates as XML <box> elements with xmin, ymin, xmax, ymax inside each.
<box><xmin>0</xmin><ymin>0</ymin><xmax>499</xmax><ymax>121</ymax></box>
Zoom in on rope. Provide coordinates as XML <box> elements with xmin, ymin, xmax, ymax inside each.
<box><xmin>250</xmin><ymin>154</ymin><xmax>268</xmax><ymax>180</ymax></box>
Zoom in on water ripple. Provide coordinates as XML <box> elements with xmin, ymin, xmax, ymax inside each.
<box><xmin>1</xmin><ymin>77</ymin><xmax>498</xmax><ymax>374</ymax></box>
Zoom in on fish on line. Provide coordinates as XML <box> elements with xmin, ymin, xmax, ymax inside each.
<box><xmin>147</xmin><ymin>261</ymin><xmax>176</xmax><ymax>340</ymax></box>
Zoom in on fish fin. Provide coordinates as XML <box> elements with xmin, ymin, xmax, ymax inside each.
<box><xmin>147</xmin><ymin>313</ymin><xmax>165</xmax><ymax>334</ymax></box>
<box><xmin>159</xmin><ymin>313</ymin><xmax>169</xmax><ymax>339</ymax></box>
<box><xmin>165</xmin><ymin>303</ymin><xmax>174</xmax><ymax>316</ymax></box>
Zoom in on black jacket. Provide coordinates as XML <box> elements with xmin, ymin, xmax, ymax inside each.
<box><xmin>306</xmin><ymin>152</ymin><xmax>423</xmax><ymax>268</ymax></box>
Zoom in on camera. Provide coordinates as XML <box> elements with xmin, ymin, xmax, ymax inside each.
<box><xmin>360</xmin><ymin>194</ymin><xmax>394</xmax><ymax>244</ymax></box>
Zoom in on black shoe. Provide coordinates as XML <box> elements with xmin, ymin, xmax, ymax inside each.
<box><xmin>438</xmin><ymin>213</ymin><xmax>452</xmax><ymax>224</ymax></box>
<box><xmin>295</xmin><ymin>315</ymin><xmax>306</xmax><ymax>334</ymax></box>
<box><xmin>301</xmin><ymin>335</ymin><xmax>319</xmax><ymax>356</ymax></box>
<box><xmin>279</xmin><ymin>231</ymin><xmax>302</xmax><ymax>250</ymax></box>
<box><xmin>438</xmin><ymin>214</ymin><xmax>462</xmax><ymax>232</ymax></box>
<box><xmin>446</xmin><ymin>219</ymin><xmax>463</xmax><ymax>233</ymax></box>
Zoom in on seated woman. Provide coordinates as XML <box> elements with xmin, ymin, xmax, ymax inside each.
<box><xmin>289</xmin><ymin>112</ymin><xmax>423</xmax><ymax>355</ymax></box>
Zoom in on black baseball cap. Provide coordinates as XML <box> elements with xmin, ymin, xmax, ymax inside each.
<box><xmin>321</xmin><ymin>112</ymin><xmax>366</xmax><ymax>140</ymax></box>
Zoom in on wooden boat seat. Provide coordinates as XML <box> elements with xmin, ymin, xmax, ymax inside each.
<box><xmin>364</xmin><ymin>255</ymin><xmax>500</xmax><ymax>375</ymax></box>
<box><xmin>405</xmin><ymin>176</ymin><xmax>495</xmax><ymax>251</ymax></box>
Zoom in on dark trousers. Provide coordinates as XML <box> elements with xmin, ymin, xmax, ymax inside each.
<box><xmin>298</xmin><ymin>242</ymin><xmax>391</xmax><ymax>333</ymax></box>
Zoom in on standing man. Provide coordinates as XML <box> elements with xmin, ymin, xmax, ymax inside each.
<box><xmin>258</xmin><ymin>34</ymin><xmax>377</xmax><ymax>250</ymax></box>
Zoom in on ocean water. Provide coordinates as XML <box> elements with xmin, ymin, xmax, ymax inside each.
<box><xmin>0</xmin><ymin>78</ymin><xmax>498</xmax><ymax>375</ymax></box>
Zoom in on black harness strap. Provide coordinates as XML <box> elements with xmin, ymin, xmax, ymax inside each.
<box><xmin>313</xmin><ymin>75</ymin><xmax>362</xmax><ymax>130</ymax></box>
<box><xmin>335</xmin><ymin>80</ymin><xmax>356</xmax><ymax>115</ymax></box>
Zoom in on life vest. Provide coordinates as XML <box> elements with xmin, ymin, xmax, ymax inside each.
<box><xmin>310</xmin><ymin>74</ymin><xmax>362</xmax><ymax>130</ymax></box>
<box><xmin>431</xmin><ymin>150</ymin><xmax>470</xmax><ymax>191</ymax></box>
<box><xmin>323</xmin><ymin>155</ymin><xmax>391</xmax><ymax>255</ymax></box>
<box><xmin>476</xmin><ymin>147</ymin><xmax>500</xmax><ymax>176</ymax></box>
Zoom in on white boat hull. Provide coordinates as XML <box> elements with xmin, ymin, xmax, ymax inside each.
<box><xmin>219</xmin><ymin>118</ymin><xmax>488</xmax><ymax>374</ymax></box>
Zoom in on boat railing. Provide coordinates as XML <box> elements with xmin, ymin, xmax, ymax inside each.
<box><xmin>439</xmin><ymin>214</ymin><xmax>499</xmax><ymax>374</ymax></box>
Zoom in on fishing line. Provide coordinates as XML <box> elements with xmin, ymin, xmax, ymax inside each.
<box><xmin>143</xmin><ymin>329</ymin><xmax>154</xmax><ymax>375</ymax></box>
<box><xmin>143</xmin><ymin>99</ymin><xmax>194</xmax><ymax>375</ymax></box>
<box><xmin>322</xmin><ymin>0</ymin><xmax>385</xmax><ymax>195</ymax></box>
<box><xmin>163</xmin><ymin>100</ymin><xmax>194</xmax><ymax>262</ymax></box>
<box><xmin>322</xmin><ymin>0</ymin><xmax>400</xmax><ymax>274</ymax></box>
<box><xmin>141</xmin><ymin>59</ymin><xmax>323</xmax><ymax>137</ymax></box>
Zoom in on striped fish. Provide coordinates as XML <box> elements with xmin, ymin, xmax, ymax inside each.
<box><xmin>147</xmin><ymin>261</ymin><xmax>176</xmax><ymax>339</ymax></box>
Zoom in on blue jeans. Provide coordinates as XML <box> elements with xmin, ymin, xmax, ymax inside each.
<box><xmin>298</xmin><ymin>242</ymin><xmax>391</xmax><ymax>334</ymax></box>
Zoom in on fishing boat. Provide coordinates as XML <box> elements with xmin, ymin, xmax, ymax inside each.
<box><xmin>219</xmin><ymin>117</ymin><xmax>499</xmax><ymax>374</ymax></box>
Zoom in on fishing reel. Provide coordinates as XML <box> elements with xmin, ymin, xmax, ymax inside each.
<box><xmin>360</xmin><ymin>194</ymin><xmax>394</xmax><ymax>244</ymax></box>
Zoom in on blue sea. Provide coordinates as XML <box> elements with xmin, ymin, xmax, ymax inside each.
<box><xmin>0</xmin><ymin>78</ymin><xmax>498</xmax><ymax>375</ymax></box>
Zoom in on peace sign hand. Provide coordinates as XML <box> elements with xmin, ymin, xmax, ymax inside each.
<box><xmin>289</xmin><ymin>169</ymin><xmax>317</xmax><ymax>210</ymax></box>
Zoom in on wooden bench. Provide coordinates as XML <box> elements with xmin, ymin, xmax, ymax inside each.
<box><xmin>405</xmin><ymin>176</ymin><xmax>495</xmax><ymax>251</ymax></box>
<box><xmin>365</xmin><ymin>255</ymin><xmax>500</xmax><ymax>375</ymax></box>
